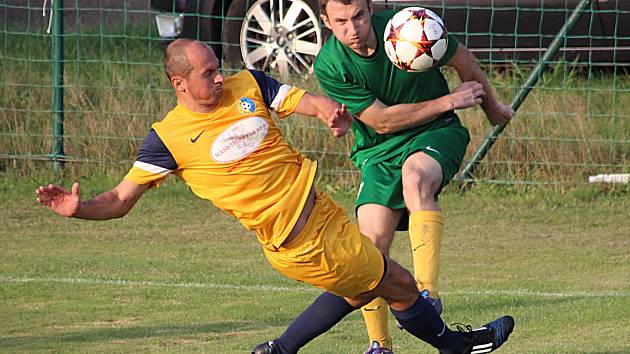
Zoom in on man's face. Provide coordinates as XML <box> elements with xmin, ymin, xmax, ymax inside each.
<box><xmin>182</xmin><ymin>43</ymin><xmax>224</xmax><ymax>108</ymax></box>
<box><xmin>321</xmin><ymin>0</ymin><xmax>373</xmax><ymax>52</ymax></box>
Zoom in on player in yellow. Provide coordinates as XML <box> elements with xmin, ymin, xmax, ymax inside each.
<box><xmin>36</xmin><ymin>39</ymin><xmax>514</xmax><ymax>353</ymax></box>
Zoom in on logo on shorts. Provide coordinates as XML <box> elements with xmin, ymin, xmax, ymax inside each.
<box><xmin>424</xmin><ymin>145</ymin><xmax>441</xmax><ymax>155</ymax></box>
<box><xmin>211</xmin><ymin>117</ymin><xmax>269</xmax><ymax>163</ymax></box>
<box><xmin>237</xmin><ymin>97</ymin><xmax>256</xmax><ymax>114</ymax></box>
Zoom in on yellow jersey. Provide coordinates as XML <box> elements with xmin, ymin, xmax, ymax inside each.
<box><xmin>124</xmin><ymin>70</ymin><xmax>316</xmax><ymax>249</ymax></box>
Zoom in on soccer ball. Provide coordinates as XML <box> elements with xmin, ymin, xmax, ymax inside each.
<box><xmin>384</xmin><ymin>7</ymin><xmax>448</xmax><ymax>72</ymax></box>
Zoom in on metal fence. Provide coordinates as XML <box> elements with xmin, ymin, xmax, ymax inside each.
<box><xmin>1</xmin><ymin>0</ymin><xmax>629</xmax><ymax>186</ymax></box>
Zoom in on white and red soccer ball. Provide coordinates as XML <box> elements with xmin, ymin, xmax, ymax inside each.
<box><xmin>384</xmin><ymin>7</ymin><xmax>448</xmax><ymax>72</ymax></box>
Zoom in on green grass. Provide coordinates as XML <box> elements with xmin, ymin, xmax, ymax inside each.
<box><xmin>1</xmin><ymin>175</ymin><xmax>629</xmax><ymax>353</ymax></box>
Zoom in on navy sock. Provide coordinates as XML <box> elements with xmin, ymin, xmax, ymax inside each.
<box><xmin>391</xmin><ymin>295</ymin><xmax>467</xmax><ymax>353</ymax></box>
<box><xmin>275</xmin><ymin>292</ymin><xmax>357</xmax><ymax>353</ymax></box>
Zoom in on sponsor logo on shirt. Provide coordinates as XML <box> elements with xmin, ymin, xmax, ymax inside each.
<box><xmin>237</xmin><ymin>97</ymin><xmax>256</xmax><ymax>114</ymax></box>
<box><xmin>211</xmin><ymin>117</ymin><xmax>269</xmax><ymax>163</ymax></box>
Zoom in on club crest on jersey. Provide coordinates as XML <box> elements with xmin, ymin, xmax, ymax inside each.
<box><xmin>211</xmin><ymin>116</ymin><xmax>269</xmax><ymax>163</ymax></box>
<box><xmin>237</xmin><ymin>97</ymin><xmax>256</xmax><ymax>114</ymax></box>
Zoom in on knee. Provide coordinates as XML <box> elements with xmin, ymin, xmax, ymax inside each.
<box><xmin>387</xmin><ymin>260</ymin><xmax>419</xmax><ymax>294</ymax></box>
<box><xmin>371</xmin><ymin>260</ymin><xmax>421</xmax><ymax>307</ymax></box>
<box><xmin>368</xmin><ymin>234</ymin><xmax>392</xmax><ymax>254</ymax></box>
<box><xmin>358</xmin><ymin>226</ymin><xmax>395</xmax><ymax>255</ymax></box>
<box><xmin>402</xmin><ymin>166</ymin><xmax>440</xmax><ymax>197</ymax></box>
<box><xmin>401</xmin><ymin>164</ymin><xmax>422</xmax><ymax>189</ymax></box>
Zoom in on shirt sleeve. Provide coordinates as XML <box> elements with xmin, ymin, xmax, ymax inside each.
<box><xmin>123</xmin><ymin>129</ymin><xmax>177</xmax><ymax>188</ymax></box>
<box><xmin>248</xmin><ymin>69</ymin><xmax>307</xmax><ymax>118</ymax></box>
<box><xmin>437</xmin><ymin>33</ymin><xmax>460</xmax><ymax>66</ymax></box>
<box><xmin>314</xmin><ymin>60</ymin><xmax>376</xmax><ymax>116</ymax></box>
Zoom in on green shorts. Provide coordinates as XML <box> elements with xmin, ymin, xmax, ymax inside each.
<box><xmin>356</xmin><ymin>117</ymin><xmax>470</xmax><ymax>231</ymax></box>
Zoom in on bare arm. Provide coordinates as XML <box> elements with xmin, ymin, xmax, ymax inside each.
<box><xmin>36</xmin><ymin>180</ymin><xmax>149</xmax><ymax>220</ymax></box>
<box><xmin>357</xmin><ymin>80</ymin><xmax>485</xmax><ymax>134</ymax></box>
<box><xmin>447</xmin><ymin>43</ymin><xmax>514</xmax><ymax>125</ymax></box>
<box><xmin>294</xmin><ymin>92</ymin><xmax>352</xmax><ymax>137</ymax></box>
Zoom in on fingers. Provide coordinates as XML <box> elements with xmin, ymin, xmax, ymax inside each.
<box><xmin>329</xmin><ymin>112</ymin><xmax>339</xmax><ymax>129</ymax></box>
<box><xmin>455</xmin><ymin>80</ymin><xmax>481</xmax><ymax>91</ymax></box>
<box><xmin>35</xmin><ymin>185</ymin><xmax>51</xmax><ymax>197</ymax></box>
<box><xmin>326</xmin><ymin>103</ymin><xmax>351</xmax><ymax>138</ymax></box>
<box><xmin>487</xmin><ymin>104</ymin><xmax>515</xmax><ymax>125</ymax></box>
<box><xmin>454</xmin><ymin>81</ymin><xmax>485</xmax><ymax>104</ymax></box>
<box><xmin>36</xmin><ymin>184</ymin><xmax>66</xmax><ymax>196</ymax></box>
<box><xmin>35</xmin><ymin>184</ymin><xmax>70</xmax><ymax>206</ymax></box>
<box><xmin>471</xmin><ymin>82</ymin><xmax>486</xmax><ymax>100</ymax></box>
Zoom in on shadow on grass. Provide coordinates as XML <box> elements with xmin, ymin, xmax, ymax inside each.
<box><xmin>0</xmin><ymin>321</ymin><xmax>274</xmax><ymax>349</ymax></box>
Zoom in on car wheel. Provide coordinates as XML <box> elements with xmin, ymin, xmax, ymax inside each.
<box><xmin>222</xmin><ymin>0</ymin><xmax>323</xmax><ymax>79</ymax></box>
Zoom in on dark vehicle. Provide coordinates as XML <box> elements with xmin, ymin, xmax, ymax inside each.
<box><xmin>150</xmin><ymin>0</ymin><xmax>630</xmax><ymax>78</ymax></box>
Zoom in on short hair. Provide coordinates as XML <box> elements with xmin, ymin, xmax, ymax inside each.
<box><xmin>320</xmin><ymin>0</ymin><xmax>368</xmax><ymax>16</ymax></box>
<box><xmin>163</xmin><ymin>38</ymin><xmax>195</xmax><ymax>80</ymax></box>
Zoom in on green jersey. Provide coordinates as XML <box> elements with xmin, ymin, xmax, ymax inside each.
<box><xmin>314</xmin><ymin>10</ymin><xmax>460</xmax><ymax>168</ymax></box>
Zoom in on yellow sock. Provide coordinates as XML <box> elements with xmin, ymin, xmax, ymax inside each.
<box><xmin>409</xmin><ymin>210</ymin><xmax>444</xmax><ymax>298</ymax></box>
<box><xmin>361</xmin><ymin>297</ymin><xmax>392</xmax><ymax>349</ymax></box>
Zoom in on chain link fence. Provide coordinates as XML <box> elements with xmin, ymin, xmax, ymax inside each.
<box><xmin>1</xmin><ymin>0</ymin><xmax>629</xmax><ymax>186</ymax></box>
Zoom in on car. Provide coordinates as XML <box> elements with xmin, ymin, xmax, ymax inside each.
<box><xmin>150</xmin><ymin>0</ymin><xmax>630</xmax><ymax>78</ymax></box>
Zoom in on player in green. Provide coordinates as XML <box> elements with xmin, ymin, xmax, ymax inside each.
<box><xmin>314</xmin><ymin>0</ymin><xmax>514</xmax><ymax>352</ymax></box>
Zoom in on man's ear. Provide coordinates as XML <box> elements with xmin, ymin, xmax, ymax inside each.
<box><xmin>320</xmin><ymin>14</ymin><xmax>331</xmax><ymax>30</ymax></box>
<box><xmin>171</xmin><ymin>76</ymin><xmax>186</xmax><ymax>93</ymax></box>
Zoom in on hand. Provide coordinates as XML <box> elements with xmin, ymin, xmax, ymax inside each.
<box><xmin>328</xmin><ymin>103</ymin><xmax>352</xmax><ymax>137</ymax></box>
<box><xmin>484</xmin><ymin>102</ymin><xmax>514</xmax><ymax>126</ymax></box>
<box><xmin>36</xmin><ymin>182</ymin><xmax>80</xmax><ymax>218</ymax></box>
<box><xmin>449</xmin><ymin>81</ymin><xmax>486</xmax><ymax>110</ymax></box>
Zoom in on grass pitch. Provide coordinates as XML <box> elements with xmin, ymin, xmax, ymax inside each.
<box><xmin>1</xmin><ymin>176</ymin><xmax>629</xmax><ymax>353</ymax></box>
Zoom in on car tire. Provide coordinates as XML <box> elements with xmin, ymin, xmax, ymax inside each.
<box><xmin>222</xmin><ymin>0</ymin><xmax>324</xmax><ymax>79</ymax></box>
<box><xmin>197</xmin><ymin>0</ymin><xmax>224</xmax><ymax>61</ymax></box>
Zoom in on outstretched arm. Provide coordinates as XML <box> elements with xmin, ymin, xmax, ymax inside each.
<box><xmin>447</xmin><ymin>43</ymin><xmax>514</xmax><ymax>125</ymax></box>
<box><xmin>36</xmin><ymin>179</ymin><xmax>149</xmax><ymax>220</ymax></box>
<box><xmin>294</xmin><ymin>93</ymin><xmax>352</xmax><ymax>137</ymax></box>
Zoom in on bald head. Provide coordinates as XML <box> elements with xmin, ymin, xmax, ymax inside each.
<box><xmin>163</xmin><ymin>39</ymin><xmax>217</xmax><ymax>80</ymax></box>
<box><xmin>163</xmin><ymin>39</ymin><xmax>224</xmax><ymax>113</ymax></box>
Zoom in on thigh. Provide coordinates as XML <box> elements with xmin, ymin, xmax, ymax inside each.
<box><xmin>263</xmin><ymin>192</ymin><xmax>386</xmax><ymax>298</ymax></box>
<box><xmin>356</xmin><ymin>161</ymin><xmax>412</xmax><ymax>231</ymax></box>
<box><xmin>402</xmin><ymin>118</ymin><xmax>471</xmax><ymax>191</ymax></box>
<box><xmin>356</xmin><ymin>161</ymin><xmax>405</xmax><ymax>211</ymax></box>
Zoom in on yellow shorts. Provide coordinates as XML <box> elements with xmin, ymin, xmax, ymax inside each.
<box><xmin>263</xmin><ymin>191</ymin><xmax>385</xmax><ymax>298</ymax></box>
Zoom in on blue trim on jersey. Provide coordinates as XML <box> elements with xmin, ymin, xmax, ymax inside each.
<box><xmin>137</xmin><ymin>129</ymin><xmax>178</xmax><ymax>170</ymax></box>
<box><xmin>248</xmin><ymin>69</ymin><xmax>283</xmax><ymax>108</ymax></box>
